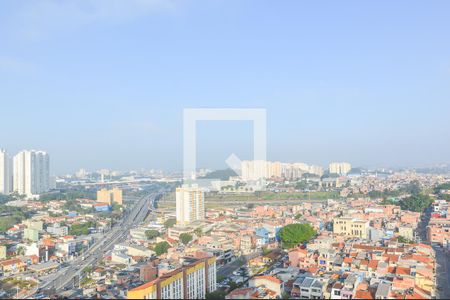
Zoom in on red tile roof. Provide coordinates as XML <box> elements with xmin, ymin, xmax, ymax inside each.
<box><xmin>395</xmin><ymin>266</ymin><xmax>410</xmax><ymax>276</ymax></box>
<box><xmin>382</xmin><ymin>254</ymin><xmax>399</xmax><ymax>262</ymax></box>
<box><xmin>253</xmin><ymin>275</ymin><xmax>282</xmax><ymax>285</ymax></box>
<box><xmin>344</xmin><ymin>257</ymin><xmax>353</xmax><ymax>264</ymax></box>
<box><xmin>368</xmin><ymin>260</ymin><xmax>378</xmax><ymax>269</ymax></box>
<box><xmin>333</xmin><ymin>282</ymin><xmax>343</xmax><ymax>289</ymax></box>
<box><xmin>0</xmin><ymin>258</ymin><xmax>22</xmax><ymax>266</ymax></box>
<box><xmin>227</xmin><ymin>288</ymin><xmax>254</xmax><ymax>297</ymax></box>
<box><xmin>355</xmin><ymin>290</ymin><xmax>374</xmax><ymax>299</ymax></box>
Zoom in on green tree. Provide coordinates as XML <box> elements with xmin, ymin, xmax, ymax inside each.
<box><xmin>399</xmin><ymin>194</ymin><xmax>433</xmax><ymax>212</ymax></box>
<box><xmin>262</xmin><ymin>247</ymin><xmax>272</xmax><ymax>256</ymax></box>
<box><xmin>49</xmin><ymin>211</ymin><xmax>63</xmax><ymax>218</ymax></box>
<box><xmin>205</xmin><ymin>290</ymin><xmax>227</xmax><ymax>300</ymax></box>
<box><xmin>295</xmin><ymin>181</ymin><xmax>308</xmax><ymax>190</ymax></box>
<box><xmin>397</xmin><ymin>236</ymin><xmax>413</xmax><ymax>244</ymax></box>
<box><xmin>200</xmin><ymin>168</ymin><xmax>237</xmax><ymax>180</ymax></box>
<box><xmin>111</xmin><ymin>202</ymin><xmax>122</xmax><ymax>211</ymax></box>
<box><xmin>179</xmin><ymin>233</ymin><xmax>193</xmax><ymax>245</ymax></box>
<box><xmin>228</xmin><ymin>281</ymin><xmax>239</xmax><ymax>291</ymax></box>
<box><xmin>40</xmin><ymin>190</ymin><xmax>97</xmax><ymax>202</ymax></box>
<box><xmin>434</xmin><ymin>183</ymin><xmax>450</xmax><ymax>194</ymax></box>
<box><xmin>16</xmin><ymin>246</ymin><xmax>25</xmax><ymax>255</ymax></box>
<box><xmin>154</xmin><ymin>241</ymin><xmax>171</xmax><ymax>256</ymax></box>
<box><xmin>145</xmin><ymin>230</ymin><xmax>160</xmax><ymax>240</ymax></box>
<box><xmin>0</xmin><ymin>205</ymin><xmax>28</xmax><ymax>233</ymax></box>
<box><xmin>0</xmin><ymin>194</ymin><xmax>12</xmax><ymax>205</ymax></box>
<box><xmin>279</xmin><ymin>223</ymin><xmax>316</xmax><ymax>249</ymax></box>
<box><xmin>404</xmin><ymin>180</ymin><xmax>421</xmax><ymax>196</ymax></box>
<box><xmin>164</xmin><ymin>218</ymin><xmax>176</xmax><ymax>229</ymax></box>
<box><xmin>381</xmin><ymin>198</ymin><xmax>396</xmax><ymax>205</ymax></box>
<box><xmin>69</xmin><ymin>221</ymin><xmax>96</xmax><ymax>236</ymax></box>
<box><xmin>0</xmin><ymin>216</ymin><xmax>19</xmax><ymax>233</ymax></box>
<box><xmin>194</xmin><ymin>228</ymin><xmax>203</xmax><ymax>237</ymax></box>
<box><xmin>434</xmin><ymin>183</ymin><xmax>450</xmax><ymax>200</ymax></box>
<box><xmin>63</xmin><ymin>200</ymin><xmax>93</xmax><ymax>214</ymax></box>
<box><xmin>368</xmin><ymin>190</ymin><xmax>384</xmax><ymax>199</ymax></box>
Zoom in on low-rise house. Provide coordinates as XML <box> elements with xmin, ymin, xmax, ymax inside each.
<box><xmin>375</xmin><ymin>281</ymin><xmax>391</xmax><ymax>299</ymax></box>
<box><xmin>249</xmin><ymin>275</ymin><xmax>284</xmax><ymax>298</ymax></box>
<box><xmin>226</xmin><ymin>287</ymin><xmax>277</xmax><ymax>299</ymax></box>
<box><xmin>331</xmin><ymin>282</ymin><xmax>344</xmax><ymax>299</ymax></box>
<box><xmin>292</xmin><ymin>274</ymin><xmax>323</xmax><ymax>299</ymax></box>
<box><xmin>0</xmin><ymin>258</ymin><xmax>26</xmax><ymax>274</ymax></box>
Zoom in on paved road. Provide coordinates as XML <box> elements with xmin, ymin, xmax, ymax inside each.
<box><xmin>36</xmin><ymin>191</ymin><xmax>162</xmax><ymax>295</ymax></box>
<box><xmin>416</xmin><ymin>207</ymin><xmax>431</xmax><ymax>243</ymax></box>
<box><xmin>416</xmin><ymin>205</ymin><xmax>448</xmax><ymax>299</ymax></box>
<box><xmin>217</xmin><ymin>258</ymin><xmax>246</xmax><ymax>279</ymax></box>
<box><xmin>217</xmin><ymin>252</ymin><xmax>262</xmax><ymax>279</ymax></box>
<box><xmin>435</xmin><ymin>246</ymin><xmax>450</xmax><ymax>299</ymax></box>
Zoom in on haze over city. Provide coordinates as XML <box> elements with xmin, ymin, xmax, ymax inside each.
<box><xmin>1</xmin><ymin>0</ymin><xmax>450</xmax><ymax>174</ymax></box>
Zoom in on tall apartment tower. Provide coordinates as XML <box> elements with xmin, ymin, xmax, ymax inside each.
<box><xmin>176</xmin><ymin>185</ymin><xmax>205</xmax><ymax>225</ymax></box>
<box><xmin>329</xmin><ymin>162</ymin><xmax>352</xmax><ymax>175</ymax></box>
<box><xmin>0</xmin><ymin>149</ymin><xmax>11</xmax><ymax>194</ymax></box>
<box><xmin>241</xmin><ymin>160</ymin><xmax>323</xmax><ymax>180</ymax></box>
<box><xmin>97</xmin><ymin>187</ymin><xmax>123</xmax><ymax>205</ymax></box>
<box><xmin>13</xmin><ymin>150</ymin><xmax>50</xmax><ymax>197</ymax></box>
<box><xmin>241</xmin><ymin>160</ymin><xmax>269</xmax><ymax>180</ymax></box>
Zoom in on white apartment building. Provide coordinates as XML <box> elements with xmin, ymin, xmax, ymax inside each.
<box><xmin>0</xmin><ymin>149</ymin><xmax>11</xmax><ymax>194</ymax></box>
<box><xmin>176</xmin><ymin>185</ymin><xmax>205</xmax><ymax>225</ymax></box>
<box><xmin>329</xmin><ymin>162</ymin><xmax>352</xmax><ymax>175</ymax></box>
<box><xmin>241</xmin><ymin>160</ymin><xmax>268</xmax><ymax>181</ymax></box>
<box><xmin>281</xmin><ymin>162</ymin><xmax>324</xmax><ymax>179</ymax></box>
<box><xmin>241</xmin><ymin>160</ymin><xmax>323</xmax><ymax>180</ymax></box>
<box><xmin>13</xmin><ymin>150</ymin><xmax>50</xmax><ymax>197</ymax></box>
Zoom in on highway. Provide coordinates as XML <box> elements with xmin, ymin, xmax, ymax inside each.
<box><xmin>36</xmin><ymin>191</ymin><xmax>162</xmax><ymax>296</ymax></box>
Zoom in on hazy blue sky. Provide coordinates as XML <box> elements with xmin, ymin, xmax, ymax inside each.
<box><xmin>1</xmin><ymin>0</ymin><xmax>450</xmax><ymax>174</ymax></box>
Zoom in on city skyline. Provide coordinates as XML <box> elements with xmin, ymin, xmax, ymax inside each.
<box><xmin>3</xmin><ymin>146</ymin><xmax>450</xmax><ymax>177</ymax></box>
<box><xmin>1</xmin><ymin>1</ymin><xmax>450</xmax><ymax>173</ymax></box>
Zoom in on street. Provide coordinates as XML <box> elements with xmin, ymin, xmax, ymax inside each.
<box><xmin>417</xmin><ymin>205</ymin><xmax>450</xmax><ymax>299</ymax></box>
<box><xmin>36</xmin><ymin>191</ymin><xmax>161</xmax><ymax>295</ymax></box>
<box><xmin>217</xmin><ymin>252</ymin><xmax>262</xmax><ymax>281</ymax></box>
<box><xmin>434</xmin><ymin>246</ymin><xmax>450</xmax><ymax>299</ymax></box>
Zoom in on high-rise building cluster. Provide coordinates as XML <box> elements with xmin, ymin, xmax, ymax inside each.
<box><xmin>0</xmin><ymin>149</ymin><xmax>11</xmax><ymax>194</ymax></box>
<box><xmin>176</xmin><ymin>185</ymin><xmax>205</xmax><ymax>225</ymax></box>
<box><xmin>241</xmin><ymin>160</ymin><xmax>324</xmax><ymax>181</ymax></box>
<box><xmin>0</xmin><ymin>149</ymin><xmax>51</xmax><ymax>197</ymax></box>
<box><xmin>97</xmin><ymin>187</ymin><xmax>123</xmax><ymax>205</ymax></box>
<box><xmin>328</xmin><ymin>162</ymin><xmax>352</xmax><ymax>175</ymax></box>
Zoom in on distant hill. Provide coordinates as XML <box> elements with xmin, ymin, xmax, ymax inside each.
<box><xmin>349</xmin><ymin>168</ymin><xmax>362</xmax><ymax>175</ymax></box>
<box><xmin>200</xmin><ymin>168</ymin><xmax>238</xmax><ymax>180</ymax></box>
